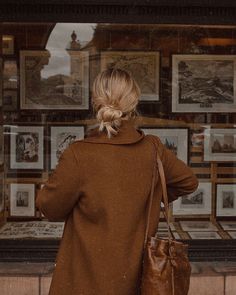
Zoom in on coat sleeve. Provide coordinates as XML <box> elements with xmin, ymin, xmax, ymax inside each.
<box><xmin>36</xmin><ymin>146</ymin><xmax>81</xmax><ymax>221</ymax></box>
<box><xmin>156</xmin><ymin>137</ymin><xmax>199</xmax><ymax>203</ymax></box>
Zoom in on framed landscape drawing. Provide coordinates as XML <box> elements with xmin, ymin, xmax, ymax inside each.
<box><xmin>172</xmin><ymin>55</ymin><xmax>236</xmax><ymax>112</ymax></box>
<box><xmin>10</xmin><ymin>183</ymin><xmax>35</xmax><ymax>217</ymax></box>
<box><xmin>216</xmin><ymin>184</ymin><xmax>236</xmax><ymax>217</ymax></box>
<box><xmin>141</xmin><ymin>128</ymin><xmax>188</xmax><ymax>163</ymax></box>
<box><xmin>204</xmin><ymin>128</ymin><xmax>236</xmax><ymax>161</ymax></box>
<box><xmin>10</xmin><ymin>125</ymin><xmax>44</xmax><ymax>170</ymax></box>
<box><xmin>172</xmin><ymin>182</ymin><xmax>211</xmax><ymax>216</ymax></box>
<box><xmin>101</xmin><ymin>51</ymin><xmax>160</xmax><ymax>101</ymax></box>
<box><xmin>50</xmin><ymin>126</ymin><xmax>84</xmax><ymax>169</ymax></box>
<box><xmin>20</xmin><ymin>50</ymin><xmax>89</xmax><ymax>109</ymax></box>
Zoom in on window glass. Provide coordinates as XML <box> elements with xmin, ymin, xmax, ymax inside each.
<box><xmin>0</xmin><ymin>22</ymin><xmax>236</xmax><ymax>240</ymax></box>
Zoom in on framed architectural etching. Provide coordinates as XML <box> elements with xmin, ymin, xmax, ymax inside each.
<box><xmin>141</xmin><ymin>128</ymin><xmax>188</xmax><ymax>163</ymax></box>
<box><xmin>10</xmin><ymin>125</ymin><xmax>44</xmax><ymax>170</ymax></box>
<box><xmin>204</xmin><ymin>128</ymin><xmax>236</xmax><ymax>161</ymax></box>
<box><xmin>172</xmin><ymin>55</ymin><xmax>236</xmax><ymax>112</ymax></box>
<box><xmin>172</xmin><ymin>182</ymin><xmax>211</xmax><ymax>216</ymax></box>
<box><xmin>20</xmin><ymin>50</ymin><xmax>89</xmax><ymax>109</ymax></box>
<box><xmin>101</xmin><ymin>51</ymin><xmax>160</xmax><ymax>101</ymax></box>
<box><xmin>10</xmin><ymin>183</ymin><xmax>35</xmax><ymax>217</ymax></box>
<box><xmin>216</xmin><ymin>184</ymin><xmax>236</xmax><ymax>217</ymax></box>
<box><xmin>50</xmin><ymin>126</ymin><xmax>84</xmax><ymax>169</ymax></box>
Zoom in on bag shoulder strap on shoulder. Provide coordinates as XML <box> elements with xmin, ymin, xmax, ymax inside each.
<box><xmin>144</xmin><ymin>135</ymin><xmax>174</xmax><ymax>246</ymax></box>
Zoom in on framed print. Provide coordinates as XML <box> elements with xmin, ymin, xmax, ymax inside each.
<box><xmin>3</xmin><ymin>60</ymin><xmax>17</xmax><ymax>89</ymax></box>
<box><xmin>0</xmin><ymin>58</ymin><xmax>2</xmax><ymax>107</ymax></box>
<box><xmin>3</xmin><ymin>90</ymin><xmax>18</xmax><ymax>111</ymax></box>
<box><xmin>219</xmin><ymin>221</ymin><xmax>236</xmax><ymax>231</ymax></box>
<box><xmin>101</xmin><ymin>51</ymin><xmax>160</xmax><ymax>101</ymax></box>
<box><xmin>141</xmin><ymin>128</ymin><xmax>188</xmax><ymax>163</ymax></box>
<box><xmin>228</xmin><ymin>231</ymin><xmax>236</xmax><ymax>239</ymax></box>
<box><xmin>156</xmin><ymin>222</ymin><xmax>175</xmax><ymax>231</ymax></box>
<box><xmin>172</xmin><ymin>182</ymin><xmax>211</xmax><ymax>216</ymax></box>
<box><xmin>0</xmin><ymin>126</ymin><xmax>3</xmax><ymax>165</ymax></box>
<box><xmin>180</xmin><ymin>221</ymin><xmax>218</xmax><ymax>231</ymax></box>
<box><xmin>172</xmin><ymin>55</ymin><xmax>236</xmax><ymax>112</ymax></box>
<box><xmin>156</xmin><ymin>231</ymin><xmax>181</xmax><ymax>239</ymax></box>
<box><xmin>20</xmin><ymin>50</ymin><xmax>89</xmax><ymax>109</ymax></box>
<box><xmin>216</xmin><ymin>184</ymin><xmax>236</xmax><ymax>217</ymax></box>
<box><xmin>2</xmin><ymin>35</ymin><xmax>14</xmax><ymax>55</ymax></box>
<box><xmin>191</xmin><ymin>129</ymin><xmax>204</xmax><ymax>147</ymax></box>
<box><xmin>10</xmin><ymin>183</ymin><xmax>35</xmax><ymax>217</ymax></box>
<box><xmin>50</xmin><ymin>126</ymin><xmax>84</xmax><ymax>169</ymax></box>
<box><xmin>188</xmin><ymin>231</ymin><xmax>221</xmax><ymax>239</ymax></box>
<box><xmin>204</xmin><ymin>128</ymin><xmax>236</xmax><ymax>161</ymax></box>
<box><xmin>10</xmin><ymin>126</ymin><xmax>44</xmax><ymax>170</ymax></box>
<box><xmin>0</xmin><ymin>221</ymin><xmax>64</xmax><ymax>239</ymax></box>
<box><xmin>0</xmin><ymin>179</ymin><xmax>4</xmax><ymax>213</ymax></box>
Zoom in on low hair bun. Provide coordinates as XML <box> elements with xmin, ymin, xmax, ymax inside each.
<box><xmin>92</xmin><ymin>68</ymin><xmax>140</xmax><ymax>138</ymax></box>
<box><xmin>97</xmin><ymin>105</ymin><xmax>123</xmax><ymax>138</ymax></box>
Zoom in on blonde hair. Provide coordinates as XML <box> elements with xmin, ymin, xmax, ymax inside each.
<box><xmin>92</xmin><ymin>68</ymin><xmax>140</xmax><ymax>138</ymax></box>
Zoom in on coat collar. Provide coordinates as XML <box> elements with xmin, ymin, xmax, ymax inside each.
<box><xmin>83</xmin><ymin>120</ymin><xmax>144</xmax><ymax>145</ymax></box>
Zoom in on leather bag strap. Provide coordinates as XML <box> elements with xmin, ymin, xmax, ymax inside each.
<box><xmin>144</xmin><ymin>136</ymin><xmax>174</xmax><ymax>247</ymax></box>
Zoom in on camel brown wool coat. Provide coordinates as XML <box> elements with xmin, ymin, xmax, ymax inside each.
<box><xmin>36</xmin><ymin>120</ymin><xmax>198</xmax><ymax>295</ymax></box>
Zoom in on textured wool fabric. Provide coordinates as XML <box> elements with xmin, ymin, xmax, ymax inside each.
<box><xmin>36</xmin><ymin>120</ymin><xmax>198</xmax><ymax>295</ymax></box>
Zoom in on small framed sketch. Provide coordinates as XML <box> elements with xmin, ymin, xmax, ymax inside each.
<box><xmin>20</xmin><ymin>50</ymin><xmax>89</xmax><ymax>109</ymax></box>
<box><xmin>172</xmin><ymin>54</ymin><xmax>236</xmax><ymax>112</ymax></box>
<box><xmin>50</xmin><ymin>126</ymin><xmax>84</xmax><ymax>169</ymax></box>
<box><xmin>204</xmin><ymin>128</ymin><xmax>236</xmax><ymax>161</ymax></box>
<box><xmin>173</xmin><ymin>182</ymin><xmax>211</xmax><ymax>216</ymax></box>
<box><xmin>2</xmin><ymin>35</ymin><xmax>15</xmax><ymax>55</ymax></box>
<box><xmin>216</xmin><ymin>184</ymin><xmax>236</xmax><ymax>217</ymax></box>
<box><xmin>10</xmin><ymin>125</ymin><xmax>44</xmax><ymax>170</ymax></box>
<box><xmin>10</xmin><ymin>183</ymin><xmax>35</xmax><ymax>217</ymax></box>
<box><xmin>101</xmin><ymin>51</ymin><xmax>160</xmax><ymax>101</ymax></box>
<box><xmin>3</xmin><ymin>90</ymin><xmax>18</xmax><ymax>111</ymax></box>
<box><xmin>180</xmin><ymin>221</ymin><xmax>218</xmax><ymax>231</ymax></box>
<box><xmin>188</xmin><ymin>231</ymin><xmax>221</xmax><ymax>239</ymax></box>
<box><xmin>3</xmin><ymin>60</ymin><xmax>18</xmax><ymax>89</ymax></box>
<box><xmin>141</xmin><ymin>128</ymin><xmax>188</xmax><ymax>163</ymax></box>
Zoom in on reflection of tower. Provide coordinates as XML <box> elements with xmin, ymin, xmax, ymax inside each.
<box><xmin>64</xmin><ymin>31</ymin><xmax>82</xmax><ymax>102</ymax></box>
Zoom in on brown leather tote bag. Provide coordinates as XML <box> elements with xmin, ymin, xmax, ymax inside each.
<box><xmin>141</xmin><ymin>141</ymin><xmax>191</xmax><ymax>295</ymax></box>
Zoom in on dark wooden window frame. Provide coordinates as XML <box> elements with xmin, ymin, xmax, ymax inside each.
<box><xmin>1</xmin><ymin>0</ymin><xmax>236</xmax><ymax>262</ymax></box>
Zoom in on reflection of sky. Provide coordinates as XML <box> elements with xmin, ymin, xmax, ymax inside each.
<box><xmin>41</xmin><ymin>23</ymin><xmax>95</xmax><ymax>78</ymax></box>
